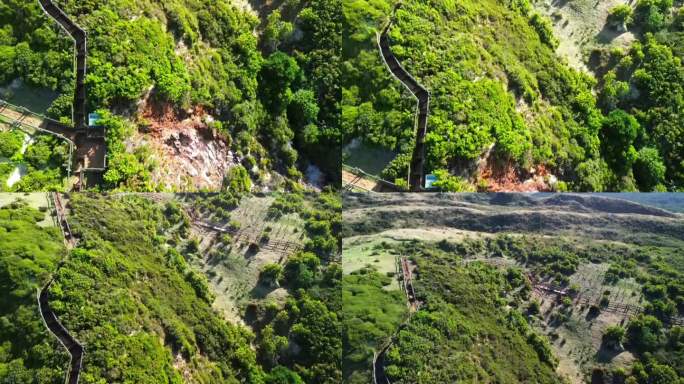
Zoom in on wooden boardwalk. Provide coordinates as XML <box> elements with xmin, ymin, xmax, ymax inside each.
<box><xmin>378</xmin><ymin>4</ymin><xmax>430</xmax><ymax>191</ymax></box>
<box><xmin>400</xmin><ymin>256</ymin><xmax>417</xmax><ymax>307</ymax></box>
<box><xmin>52</xmin><ymin>192</ymin><xmax>76</xmax><ymax>248</ymax></box>
<box><xmin>0</xmin><ymin>100</ymin><xmax>76</xmax><ymax>177</ymax></box>
<box><xmin>39</xmin><ymin>192</ymin><xmax>83</xmax><ymax>384</ymax></box>
<box><xmin>0</xmin><ymin>98</ymin><xmax>106</xmax><ymax>188</ymax></box>
<box><xmin>37</xmin><ymin>0</ymin><xmax>87</xmax><ymax>130</ymax></box>
<box><xmin>342</xmin><ymin>165</ymin><xmax>402</xmax><ymax>192</ymax></box>
<box><xmin>38</xmin><ymin>279</ymin><xmax>84</xmax><ymax>384</ymax></box>
<box><xmin>0</xmin><ymin>0</ymin><xmax>106</xmax><ymax>191</ymax></box>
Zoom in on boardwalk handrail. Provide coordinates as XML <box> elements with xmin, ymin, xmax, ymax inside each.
<box><xmin>377</xmin><ymin>3</ymin><xmax>430</xmax><ymax>191</ymax></box>
<box><xmin>52</xmin><ymin>193</ymin><xmax>75</xmax><ymax>247</ymax></box>
<box><xmin>372</xmin><ymin>341</ymin><xmax>393</xmax><ymax>384</ymax></box>
<box><xmin>0</xmin><ymin>100</ymin><xmax>76</xmax><ymax>178</ymax></box>
<box><xmin>0</xmin><ymin>98</ymin><xmax>76</xmax><ymax>129</ymax></box>
<box><xmin>37</xmin><ymin>0</ymin><xmax>87</xmax><ymax>130</ymax></box>
<box><xmin>37</xmin><ymin>279</ymin><xmax>84</xmax><ymax>384</ymax></box>
<box><xmin>38</xmin><ymin>193</ymin><xmax>83</xmax><ymax>384</ymax></box>
<box><xmin>342</xmin><ymin>164</ymin><xmax>402</xmax><ymax>191</ymax></box>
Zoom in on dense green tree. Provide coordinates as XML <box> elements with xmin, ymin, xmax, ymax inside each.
<box><xmin>601</xmin><ymin>109</ymin><xmax>640</xmax><ymax>174</ymax></box>
<box><xmin>0</xmin><ymin>45</ymin><xmax>16</xmax><ymax>83</ymax></box>
<box><xmin>266</xmin><ymin>366</ymin><xmax>304</xmax><ymax>384</ymax></box>
<box><xmin>260</xmin><ymin>263</ymin><xmax>284</xmax><ymax>288</ymax></box>
<box><xmin>258</xmin><ymin>52</ymin><xmax>301</xmax><ymax>114</ymax></box>
<box><xmin>263</xmin><ymin>11</ymin><xmax>293</xmax><ymax>52</ymax></box>
<box><xmin>431</xmin><ymin>169</ymin><xmax>476</xmax><ymax>192</ymax></box>
<box><xmin>634</xmin><ymin>0</ymin><xmax>673</xmax><ymax>32</ymax></box>
<box><xmin>626</xmin><ymin>315</ymin><xmax>663</xmax><ymax>353</ymax></box>
<box><xmin>530</xmin><ymin>13</ymin><xmax>558</xmax><ymax>48</ymax></box>
<box><xmin>574</xmin><ymin>159</ymin><xmax>613</xmax><ymax>192</ymax></box>
<box><xmin>608</xmin><ymin>5</ymin><xmax>634</xmax><ymax>30</ymax></box>
<box><xmin>0</xmin><ymin>130</ymin><xmax>23</xmax><ymax>158</ymax></box>
<box><xmin>288</xmin><ymin>90</ymin><xmax>319</xmax><ymax>129</ymax></box>
<box><xmin>284</xmin><ymin>252</ymin><xmax>320</xmax><ymax>289</ymax></box>
<box><xmin>634</xmin><ymin>147</ymin><xmax>666</xmax><ymax>190</ymax></box>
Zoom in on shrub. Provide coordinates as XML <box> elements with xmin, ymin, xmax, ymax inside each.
<box><xmin>529</xmin><ymin>13</ymin><xmax>558</xmax><ymax>49</ymax></box>
<box><xmin>608</xmin><ymin>5</ymin><xmax>634</xmax><ymax>29</ymax></box>
<box><xmin>431</xmin><ymin>169</ymin><xmax>475</xmax><ymax>192</ymax></box>
<box><xmin>224</xmin><ymin>165</ymin><xmax>252</xmax><ymax>194</ymax></box>
<box><xmin>602</xmin><ymin>326</ymin><xmax>625</xmax><ymax>350</ymax></box>
<box><xmin>633</xmin><ymin>147</ymin><xmax>666</xmax><ymax>191</ymax></box>
<box><xmin>260</xmin><ymin>263</ymin><xmax>284</xmax><ymax>287</ymax></box>
<box><xmin>0</xmin><ymin>131</ymin><xmax>24</xmax><ymax>158</ymax></box>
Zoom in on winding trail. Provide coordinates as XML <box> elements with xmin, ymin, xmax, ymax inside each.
<box><xmin>372</xmin><ymin>255</ymin><xmax>420</xmax><ymax>384</ymax></box>
<box><xmin>373</xmin><ymin>343</ymin><xmax>392</xmax><ymax>384</ymax></box>
<box><xmin>38</xmin><ymin>192</ymin><xmax>83</xmax><ymax>384</ymax></box>
<box><xmin>38</xmin><ymin>279</ymin><xmax>83</xmax><ymax>384</ymax></box>
<box><xmin>0</xmin><ymin>1</ymin><xmax>106</xmax><ymax>190</ymax></box>
<box><xmin>37</xmin><ymin>0</ymin><xmax>87</xmax><ymax>130</ymax></box>
<box><xmin>377</xmin><ymin>4</ymin><xmax>430</xmax><ymax>191</ymax></box>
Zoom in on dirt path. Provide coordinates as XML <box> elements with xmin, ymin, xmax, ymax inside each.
<box><xmin>377</xmin><ymin>4</ymin><xmax>430</xmax><ymax>191</ymax></box>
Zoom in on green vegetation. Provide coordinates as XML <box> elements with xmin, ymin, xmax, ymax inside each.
<box><xmin>0</xmin><ymin>130</ymin><xmax>23</xmax><ymax>158</ymax></box>
<box><xmin>342</xmin><ymin>267</ymin><xmax>407</xmax><ymax>383</ymax></box>
<box><xmin>447</xmin><ymin>233</ymin><xmax>684</xmax><ymax>382</ymax></box>
<box><xmin>342</xmin><ymin>193</ymin><xmax>684</xmax><ymax>383</ymax></box>
<box><xmin>430</xmin><ymin>169</ymin><xmax>475</xmax><ymax>192</ymax></box>
<box><xmin>0</xmin><ymin>0</ymin><xmax>341</xmax><ymax>191</ymax></box>
<box><xmin>100</xmin><ymin>110</ymin><xmax>153</xmax><ymax>190</ymax></box>
<box><xmin>343</xmin><ymin>0</ymin><xmax>606</xmax><ymax>189</ymax></box>
<box><xmin>48</xmin><ymin>194</ymin><xmax>264</xmax><ymax>382</ymax></box>
<box><xmin>190</xmin><ymin>189</ymin><xmax>342</xmax><ymax>383</ymax></box>
<box><xmin>247</xmin><ymin>191</ymin><xmax>342</xmax><ymax>383</ymax></box>
<box><xmin>591</xmin><ymin>0</ymin><xmax>684</xmax><ymax>191</ymax></box>
<box><xmin>608</xmin><ymin>5</ymin><xmax>634</xmax><ymax>29</ymax></box>
<box><xmin>602</xmin><ymin>325</ymin><xmax>625</xmax><ymax>349</ymax></box>
<box><xmin>0</xmin><ymin>129</ymin><xmax>69</xmax><ymax>192</ymax></box>
<box><xmin>0</xmin><ymin>191</ymin><xmax>340</xmax><ymax>383</ymax></box>
<box><xmin>354</xmin><ymin>241</ymin><xmax>560</xmax><ymax>383</ymax></box>
<box><xmin>0</xmin><ymin>198</ymin><xmax>68</xmax><ymax>382</ymax></box>
<box><xmin>342</xmin><ymin>0</ymin><xmax>684</xmax><ymax>191</ymax></box>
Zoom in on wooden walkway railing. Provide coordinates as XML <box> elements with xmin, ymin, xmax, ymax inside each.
<box><xmin>39</xmin><ymin>192</ymin><xmax>83</xmax><ymax>384</ymax></box>
<box><xmin>193</xmin><ymin>219</ymin><xmax>302</xmax><ymax>263</ymax></box>
<box><xmin>0</xmin><ymin>100</ymin><xmax>76</xmax><ymax>177</ymax></box>
<box><xmin>37</xmin><ymin>0</ymin><xmax>87</xmax><ymax>130</ymax></box>
<box><xmin>38</xmin><ymin>279</ymin><xmax>84</xmax><ymax>384</ymax></box>
<box><xmin>52</xmin><ymin>192</ymin><xmax>76</xmax><ymax>248</ymax></box>
<box><xmin>377</xmin><ymin>3</ymin><xmax>430</xmax><ymax>191</ymax></box>
<box><xmin>342</xmin><ymin>164</ymin><xmax>402</xmax><ymax>192</ymax></box>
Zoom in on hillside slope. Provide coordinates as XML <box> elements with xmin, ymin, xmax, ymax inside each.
<box><xmin>342</xmin><ymin>0</ymin><xmax>684</xmax><ymax>192</ymax></box>
<box><xmin>342</xmin><ymin>192</ymin><xmax>684</xmax><ymax>383</ymax></box>
<box><xmin>0</xmin><ymin>0</ymin><xmax>340</xmax><ymax>191</ymax></box>
<box><xmin>0</xmin><ymin>196</ymin><xmax>69</xmax><ymax>383</ymax></box>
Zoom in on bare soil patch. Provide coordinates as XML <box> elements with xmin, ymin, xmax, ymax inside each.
<box><xmin>128</xmin><ymin>99</ymin><xmax>237</xmax><ymax>191</ymax></box>
<box><xmin>534</xmin><ymin>0</ymin><xmax>636</xmax><ymax>72</ymax></box>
